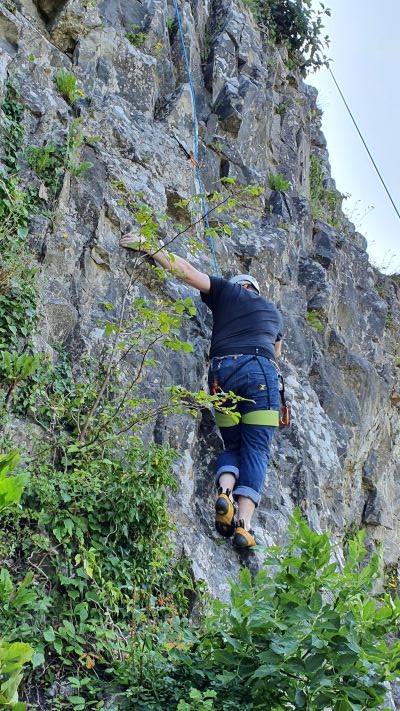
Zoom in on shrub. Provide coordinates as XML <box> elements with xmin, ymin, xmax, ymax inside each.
<box><xmin>126</xmin><ymin>24</ymin><xmax>147</xmax><ymax>48</ymax></box>
<box><xmin>27</xmin><ymin>120</ymin><xmax>94</xmax><ymax>198</ymax></box>
<box><xmin>269</xmin><ymin>173</ymin><xmax>291</xmax><ymax>192</ymax></box>
<box><xmin>244</xmin><ymin>0</ymin><xmax>331</xmax><ymax>72</ymax></box>
<box><xmin>119</xmin><ymin>511</ymin><xmax>400</xmax><ymax>710</ymax></box>
<box><xmin>309</xmin><ymin>154</ymin><xmax>343</xmax><ymax>228</ymax></box>
<box><xmin>54</xmin><ymin>68</ymin><xmax>83</xmax><ymax>105</ymax></box>
<box><xmin>306</xmin><ymin>309</ymin><xmax>324</xmax><ymax>332</ymax></box>
<box><xmin>26</xmin><ymin>143</ymin><xmax>65</xmax><ymax>197</ymax></box>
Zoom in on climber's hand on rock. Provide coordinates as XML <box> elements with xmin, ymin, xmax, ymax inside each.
<box><xmin>119</xmin><ymin>234</ymin><xmax>149</xmax><ymax>251</ymax></box>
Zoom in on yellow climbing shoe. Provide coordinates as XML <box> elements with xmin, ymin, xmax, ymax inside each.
<box><xmin>215</xmin><ymin>488</ymin><xmax>236</xmax><ymax>538</ymax></box>
<box><xmin>233</xmin><ymin>520</ymin><xmax>256</xmax><ymax>549</ymax></box>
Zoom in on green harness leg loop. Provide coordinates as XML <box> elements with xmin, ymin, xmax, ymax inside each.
<box><xmin>215</xmin><ymin>410</ymin><xmax>279</xmax><ymax>428</ymax></box>
<box><xmin>241</xmin><ymin>410</ymin><xmax>279</xmax><ymax>427</ymax></box>
<box><xmin>215</xmin><ymin>412</ymin><xmax>238</xmax><ymax>428</ymax></box>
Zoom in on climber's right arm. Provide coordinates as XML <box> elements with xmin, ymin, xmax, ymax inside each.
<box><xmin>119</xmin><ymin>234</ymin><xmax>211</xmax><ymax>294</ymax></box>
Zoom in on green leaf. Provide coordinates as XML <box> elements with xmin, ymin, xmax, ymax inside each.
<box><xmin>31</xmin><ymin>651</ymin><xmax>45</xmax><ymax>668</ymax></box>
<box><xmin>62</xmin><ymin>619</ymin><xmax>76</xmax><ymax>636</ymax></box>
<box><xmin>304</xmin><ymin>653</ymin><xmax>325</xmax><ymax>672</ymax></box>
<box><xmin>333</xmin><ymin>701</ymin><xmax>353</xmax><ymax>711</ymax></box>
<box><xmin>0</xmin><ymin>450</ymin><xmax>20</xmax><ymax>477</ymax></box>
<box><xmin>53</xmin><ymin>640</ymin><xmax>63</xmax><ymax>655</ymax></box>
<box><xmin>251</xmin><ymin>664</ymin><xmax>278</xmax><ymax>678</ymax></box>
<box><xmin>44</xmin><ymin>627</ymin><xmax>56</xmax><ymax>642</ymax></box>
<box><xmin>294</xmin><ymin>689</ymin><xmax>307</xmax><ymax>707</ymax></box>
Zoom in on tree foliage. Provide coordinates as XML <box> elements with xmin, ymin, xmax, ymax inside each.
<box><xmin>245</xmin><ymin>0</ymin><xmax>331</xmax><ymax>71</ymax></box>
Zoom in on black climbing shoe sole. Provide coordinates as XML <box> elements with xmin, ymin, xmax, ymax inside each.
<box><xmin>215</xmin><ymin>489</ymin><xmax>236</xmax><ymax>538</ymax></box>
<box><xmin>233</xmin><ymin>522</ymin><xmax>256</xmax><ymax>548</ymax></box>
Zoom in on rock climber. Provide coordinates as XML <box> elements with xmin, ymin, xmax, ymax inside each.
<box><xmin>119</xmin><ymin>235</ymin><xmax>283</xmax><ymax>549</ymax></box>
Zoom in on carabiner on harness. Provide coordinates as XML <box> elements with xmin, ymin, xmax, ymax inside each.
<box><xmin>212</xmin><ymin>375</ymin><xmax>222</xmax><ymax>395</ymax></box>
<box><xmin>278</xmin><ymin>373</ymin><xmax>291</xmax><ymax>428</ymax></box>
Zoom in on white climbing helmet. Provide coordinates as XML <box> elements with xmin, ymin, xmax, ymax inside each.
<box><xmin>229</xmin><ymin>274</ymin><xmax>261</xmax><ymax>294</ymax></box>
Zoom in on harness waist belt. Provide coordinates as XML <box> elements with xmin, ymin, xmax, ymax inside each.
<box><xmin>210</xmin><ymin>346</ymin><xmax>275</xmax><ymax>361</ymax></box>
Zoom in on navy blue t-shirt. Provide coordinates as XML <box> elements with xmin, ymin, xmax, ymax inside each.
<box><xmin>201</xmin><ymin>277</ymin><xmax>283</xmax><ymax>360</ymax></box>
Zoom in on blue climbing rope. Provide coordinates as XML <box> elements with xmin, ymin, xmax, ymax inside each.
<box><xmin>172</xmin><ymin>0</ymin><xmax>221</xmax><ymax>277</ymax></box>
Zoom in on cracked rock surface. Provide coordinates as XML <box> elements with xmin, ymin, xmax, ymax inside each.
<box><xmin>1</xmin><ymin>0</ymin><xmax>400</xmax><ymax>622</ymax></box>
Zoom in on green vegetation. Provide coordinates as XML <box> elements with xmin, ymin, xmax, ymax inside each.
<box><xmin>269</xmin><ymin>173</ymin><xmax>291</xmax><ymax>192</ymax></box>
<box><xmin>27</xmin><ymin>119</ymin><xmax>94</xmax><ymax>200</ymax></box>
<box><xmin>385</xmin><ymin>313</ymin><xmax>395</xmax><ymax>331</ymax></box>
<box><xmin>0</xmin><ymin>639</ymin><xmax>33</xmax><ymax>708</ymax></box>
<box><xmin>0</xmin><ymin>352</ymin><xmax>41</xmax><ymax>408</ymax></box>
<box><xmin>243</xmin><ymin>0</ymin><xmax>331</xmax><ymax>72</ymax></box>
<box><xmin>166</xmin><ymin>16</ymin><xmax>177</xmax><ymax>33</ymax></box>
<box><xmin>0</xmin><ymin>450</ymin><xmax>25</xmax><ymax>512</ymax></box>
<box><xmin>384</xmin><ymin>562</ymin><xmax>399</xmax><ymax>597</ymax></box>
<box><xmin>54</xmin><ymin>68</ymin><xmax>83</xmax><ymax>105</ymax></box>
<box><xmin>306</xmin><ymin>309</ymin><xmax>324</xmax><ymax>332</ymax></box>
<box><xmin>274</xmin><ymin>101</ymin><xmax>289</xmax><ymax>116</ymax></box>
<box><xmin>309</xmin><ymin>154</ymin><xmax>343</xmax><ymax>228</ymax></box>
<box><xmin>0</xmin><ymin>451</ymin><xmax>33</xmax><ymax>710</ymax></box>
<box><xmin>126</xmin><ymin>24</ymin><xmax>147</xmax><ymax>48</ymax></box>
<box><xmin>99</xmin><ymin>511</ymin><xmax>400</xmax><ymax>709</ymax></box>
<box><xmin>0</xmin><ymin>84</ymin><xmax>38</xmax><ymax>355</ymax></box>
<box><xmin>26</xmin><ymin>142</ymin><xmax>65</xmax><ymax>197</ymax></box>
<box><xmin>209</xmin><ymin>141</ymin><xmax>223</xmax><ymax>153</ymax></box>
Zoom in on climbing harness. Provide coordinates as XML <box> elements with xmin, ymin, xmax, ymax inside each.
<box><xmin>212</xmin><ymin>354</ymin><xmax>291</xmax><ymax>429</ymax></box>
<box><xmin>172</xmin><ymin>0</ymin><xmax>220</xmax><ymax>276</ymax></box>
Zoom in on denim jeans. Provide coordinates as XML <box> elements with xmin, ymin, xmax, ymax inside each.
<box><xmin>208</xmin><ymin>354</ymin><xmax>280</xmax><ymax>506</ymax></box>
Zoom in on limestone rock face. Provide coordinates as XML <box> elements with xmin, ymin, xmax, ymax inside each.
<box><xmin>1</xmin><ymin>0</ymin><xmax>400</xmax><ymax>617</ymax></box>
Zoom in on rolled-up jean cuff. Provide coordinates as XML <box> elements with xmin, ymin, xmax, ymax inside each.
<box><xmin>215</xmin><ymin>465</ymin><xmax>240</xmax><ymax>486</ymax></box>
<box><xmin>233</xmin><ymin>485</ymin><xmax>261</xmax><ymax>507</ymax></box>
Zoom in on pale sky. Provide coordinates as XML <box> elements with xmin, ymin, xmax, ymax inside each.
<box><xmin>309</xmin><ymin>0</ymin><xmax>400</xmax><ymax>273</ymax></box>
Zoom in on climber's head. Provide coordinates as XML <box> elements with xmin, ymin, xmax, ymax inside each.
<box><xmin>229</xmin><ymin>274</ymin><xmax>261</xmax><ymax>295</ymax></box>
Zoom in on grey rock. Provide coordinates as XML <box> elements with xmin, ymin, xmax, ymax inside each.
<box><xmin>213</xmin><ymin>78</ymin><xmax>243</xmax><ymax>136</ymax></box>
<box><xmin>0</xmin><ymin>9</ymin><xmax>20</xmax><ymax>56</ymax></box>
<box><xmin>298</xmin><ymin>258</ymin><xmax>331</xmax><ymax>310</ymax></box>
<box><xmin>210</xmin><ymin>31</ymin><xmax>237</xmax><ymax>104</ymax></box>
<box><xmin>98</xmin><ymin>0</ymin><xmax>147</xmax><ymax>33</ymax></box>
<box><xmin>313</xmin><ymin>226</ymin><xmax>337</xmax><ymax>268</ymax></box>
<box><xmin>363</xmin><ymin>488</ymin><xmax>394</xmax><ymax>529</ymax></box>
